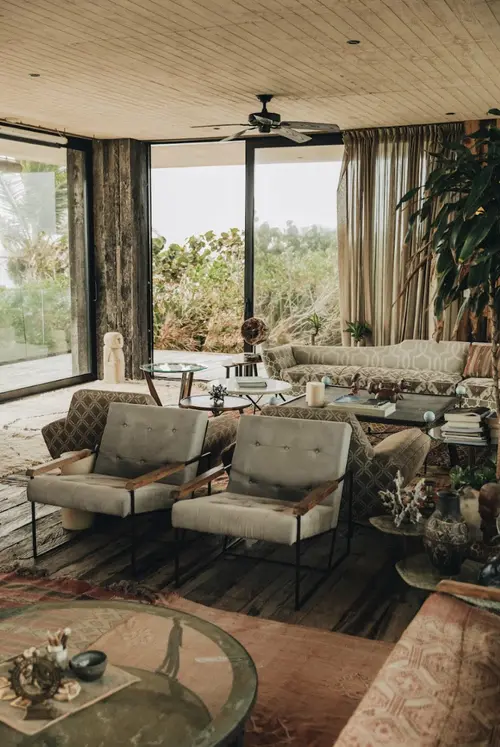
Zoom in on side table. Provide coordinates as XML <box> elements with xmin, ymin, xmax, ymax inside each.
<box><xmin>223</xmin><ymin>355</ymin><xmax>262</xmax><ymax>378</ymax></box>
<box><xmin>369</xmin><ymin>515</ymin><xmax>424</xmax><ymax>557</ymax></box>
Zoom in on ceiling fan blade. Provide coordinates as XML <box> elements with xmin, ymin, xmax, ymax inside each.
<box><xmin>282</xmin><ymin>121</ymin><xmax>340</xmax><ymax>132</ymax></box>
<box><xmin>219</xmin><ymin>128</ymin><xmax>255</xmax><ymax>142</ymax></box>
<box><xmin>253</xmin><ymin>115</ymin><xmax>275</xmax><ymax>126</ymax></box>
<box><xmin>190</xmin><ymin>123</ymin><xmax>248</xmax><ymax>129</ymax></box>
<box><xmin>278</xmin><ymin>126</ymin><xmax>312</xmax><ymax>144</ymax></box>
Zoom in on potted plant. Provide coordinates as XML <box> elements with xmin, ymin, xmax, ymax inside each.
<box><xmin>344</xmin><ymin>320</ymin><xmax>371</xmax><ymax>346</ymax></box>
<box><xmin>397</xmin><ymin>109</ymin><xmax>500</xmax><ymax>477</ymax></box>
<box><xmin>307</xmin><ymin>313</ymin><xmax>322</xmax><ymax>345</ymax></box>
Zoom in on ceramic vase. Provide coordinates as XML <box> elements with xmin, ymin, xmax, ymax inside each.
<box><xmin>423</xmin><ymin>490</ymin><xmax>469</xmax><ymax>575</ymax></box>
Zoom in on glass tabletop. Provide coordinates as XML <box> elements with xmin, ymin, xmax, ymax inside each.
<box><xmin>0</xmin><ymin>601</ymin><xmax>257</xmax><ymax>747</ymax></box>
<box><xmin>141</xmin><ymin>362</ymin><xmax>207</xmax><ymax>374</ymax></box>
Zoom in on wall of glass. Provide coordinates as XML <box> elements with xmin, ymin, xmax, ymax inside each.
<box><xmin>0</xmin><ymin>136</ymin><xmax>92</xmax><ymax>396</ymax></box>
<box><xmin>151</xmin><ymin>142</ymin><xmax>245</xmax><ymax>356</ymax></box>
<box><xmin>253</xmin><ymin>144</ymin><xmax>344</xmax><ymax>346</ymax></box>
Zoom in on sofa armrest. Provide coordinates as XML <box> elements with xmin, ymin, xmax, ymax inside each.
<box><xmin>27</xmin><ymin>449</ymin><xmax>94</xmax><ymax>477</ymax></box>
<box><xmin>261</xmin><ymin>344</ymin><xmax>296</xmax><ymax>380</ymax></box>
<box><xmin>373</xmin><ymin>428</ymin><xmax>430</xmax><ymax>486</ymax></box>
<box><xmin>41</xmin><ymin>418</ymin><xmax>68</xmax><ymax>459</ymax></box>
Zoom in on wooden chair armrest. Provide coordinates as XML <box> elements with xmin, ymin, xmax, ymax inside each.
<box><xmin>172</xmin><ymin>464</ymin><xmax>228</xmax><ymax>500</ymax></box>
<box><xmin>437</xmin><ymin>579</ymin><xmax>500</xmax><ymax>603</ymax></box>
<box><xmin>125</xmin><ymin>463</ymin><xmax>185</xmax><ymax>491</ymax></box>
<box><xmin>27</xmin><ymin>449</ymin><xmax>93</xmax><ymax>477</ymax></box>
<box><xmin>286</xmin><ymin>479</ymin><xmax>341</xmax><ymax>516</ymax></box>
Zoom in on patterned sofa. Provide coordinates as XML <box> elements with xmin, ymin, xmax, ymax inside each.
<box><xmin>262</xmin><ymin>339</ymin><xmax>497</xmax><ymax>407</ymax></box>
<box><xmin>261</xmin><ymin>405</ymin><xmax>430</xmax><ymax>519</ymax></box>
<box><xmin>335</xmin><ymin>591</ymin><xmax>500</xmax><ymax>746</ymax></box>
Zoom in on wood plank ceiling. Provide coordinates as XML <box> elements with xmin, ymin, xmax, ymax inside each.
<box><xmin>0</xmin><ymin>0</ymin><xmax>499</xmax><ymax>140</ymax></box>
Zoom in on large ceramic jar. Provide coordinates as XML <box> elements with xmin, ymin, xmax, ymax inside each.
<box><xmin>423</xmin><ymin>490</ymin><xmax>469</xmax><ymax>575</ymax></box>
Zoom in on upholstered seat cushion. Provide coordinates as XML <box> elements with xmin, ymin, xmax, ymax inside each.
<box><xmin>355</xmin><ymin>366</ymin><xmax>462</xmax><ymax>396</ymax></box>
<box><xmin>27</xmin><ymin>473</ymin><xmax>177</xmax><ymax>517</ymax></box>
<box><xmin>460</xmin><ymin>377</ymin><xmax>496</xmax><ymax>409</ymax></box>
<box><xmin>282</xmin><ymin>364</ymin><xmax>361</xmax><ymax>388</ymax></box>
<box><xmin>172</xmin><ymin>492</ymin><xmax>334</xmax><ymax>545</ymax></box>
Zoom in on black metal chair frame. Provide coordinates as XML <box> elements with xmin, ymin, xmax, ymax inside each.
<box><xmin>29</xmin><ymin>450</ymin><xmax>212</xmax><ymax>574</ymax></box>
<box><xmin>174</xmin><ymin>471</ymin><xmax>353</xmax><ymax>610</ymax></box>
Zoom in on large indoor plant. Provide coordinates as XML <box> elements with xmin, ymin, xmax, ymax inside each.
<box><xmin>398</xmin><ymin>110</ymin><xmax>500</xmax><ymax>475</ymax></box>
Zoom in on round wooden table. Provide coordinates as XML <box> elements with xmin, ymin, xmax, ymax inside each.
<box><xmin>179</xmin><ymin>395</ymin><xmax>252</xmax><ymax>417</ymax></box>
<box><xmin>0</xmin><ymin>600</ymin><xmax>257</xmax><ymax>747</ymax></box>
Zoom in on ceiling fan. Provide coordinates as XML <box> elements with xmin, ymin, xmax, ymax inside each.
<box><xmin>191</xmin><ymin>94</ymin><xmax>340</xmax><ymax>144</ymax></box>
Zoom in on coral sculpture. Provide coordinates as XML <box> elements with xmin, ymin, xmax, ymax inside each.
<box><xmin>379</xmin><ymin>472</ymin><xmax>430</xmax><ymax>527</ymax></box>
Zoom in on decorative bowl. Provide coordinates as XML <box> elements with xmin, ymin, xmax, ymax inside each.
<box><xmin>70</xmin><ymin>650</ymin><xmax>107</xmax><ymax>681</ymax></box>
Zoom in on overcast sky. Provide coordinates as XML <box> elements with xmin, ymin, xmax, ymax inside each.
<box><xmin>151</xmin><ymin>161</ymin><xmax>342</xmax><ymax>244</ymax></box>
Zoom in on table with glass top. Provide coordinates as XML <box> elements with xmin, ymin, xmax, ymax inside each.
<box><xmin>0</xmin><ymin>600</ymin><xmax>257</xmax><ymax>747</ymax></box>
<box><xmin>140</xmin><ymin>362</ymin><xmax>207</xmax><ymax>406</ymax></box>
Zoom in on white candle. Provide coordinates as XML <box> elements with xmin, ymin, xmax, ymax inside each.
<box><xmin>306</xmin><ymin>381</ymin><xmax>325</xmax><ymax>407</ymax></box>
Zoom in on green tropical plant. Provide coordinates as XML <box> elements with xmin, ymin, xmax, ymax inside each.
<box><xmin>307</xmin><ymin>313</ymin><xmax>322</xmax><ymax>334</ymax></box>
<box><xmin>450</xmin><ymin>460</ymin><xmax>497</xmax><ymax>491</ymax></box>
<box><xmin>344</xmin><ymin>320</ymin><xmax>371</xmax><ymax>342</ymax></box>
<box><xmin>397</xmin><ymin>108</ymin><xmax>500</xmax><ymax>475</ymax></box>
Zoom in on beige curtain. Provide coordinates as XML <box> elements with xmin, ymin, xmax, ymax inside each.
<box><xmin>337</xmin><ymin>123</ymin><xmax>463</xmax><ymax>346</ymax></box>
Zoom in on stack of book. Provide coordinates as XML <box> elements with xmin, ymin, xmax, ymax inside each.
<box><xmin>440</xmin><ymin>407</ymin><xmax>490</xmax><ymax>445</ymax></box>
<box><xmin>329</xmin><ymin>394</ymin><xmax>396</xmax><ymax>417</ymax></box>
<box><xmin>234</xmin><ymin>377</ymin><xmax>267</xmax><ymax>389</ymax></box>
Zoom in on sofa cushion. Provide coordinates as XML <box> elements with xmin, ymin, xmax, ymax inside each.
<box><xmin>460</xmin><ymin>377</ymin><xmax>496</xmax><ymax>408</ymax></box>
<box><xmin>463</xmin><ymin>342</ymin><xmax>494</xmax><ymax>378</ymax></box>
<box><xmin>335</xmin><ymin>592</ymin><xmax>500</xmax><ymax>746</ymax></box>
<box><xmin>27</xmin><ymin>474</ymin><xmax>177</xmax><ymax>517</ymax></box>
<box><xmin>283</xmin><ymin>364</ymin><xmax>361</xmax><ymax>388</ymax></box>
<box><xmin>356</xmin><ymin>366</ymin><xmax>462</xmax><ymax>396</ymax></box>
<box><xmin>172</xmin><ymin>491</ymin><xmax>335</xmax><ymax>545</ymax></box>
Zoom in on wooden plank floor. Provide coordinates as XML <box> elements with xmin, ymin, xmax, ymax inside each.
<box><xmin>0</xmin><ymin>476</ymin><xmax>425</xmax><ymax>642</ymax></box>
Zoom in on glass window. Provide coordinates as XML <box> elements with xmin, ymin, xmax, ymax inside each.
<box><xmin>151</xmin><ymin>142</ymin><xmax>245</xmax><ymax>356</ymax></box>
<box><xmin>0</xmin><ymin>138</ymin><xmax>91</xmax><ymax>394</ymax></box>
<box><xmin>254</xmin><ymin>144</ymin><xmax>344</xmax><ymax>346</ymax></box>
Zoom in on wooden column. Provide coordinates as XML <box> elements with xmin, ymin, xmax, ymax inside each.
<box><xmin>93</xmin><ymin>139</ymin><xmax>151</xmax><ymax>379</ymax></box>
<box><xmin>67</xmin><ymin>148</ymin><xmax>91</xmax><ymax>375</ymax></box>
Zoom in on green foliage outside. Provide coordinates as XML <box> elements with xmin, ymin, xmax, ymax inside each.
<box><xmin>153</xmin><ymin>221</ymin><xmax>341</xmax><ymax>352</ymax></box>
<box><xmin>0</xmin><ymin>161</ymin><xmax>70</xmax><ymax>360</ymax></box>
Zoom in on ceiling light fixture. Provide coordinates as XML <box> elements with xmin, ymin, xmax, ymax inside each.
<box><xmin>347</xmin><ymin>39</ymin><xmax>360</xmax><ymax>44</ymax></box>
<box><xmin>446</xmin><ymin>112</ymin><xmax>456</xmax><ymax>115</ymax></box>
<box><xmin>29</xmin><ymin>73</ymin><xmax>40</xmax><ymax>78</ymax></box>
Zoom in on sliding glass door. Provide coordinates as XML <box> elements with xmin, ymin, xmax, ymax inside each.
<box><xmin>0</xmin><ymin>136</ymin><xmax>93</xmax><ymax>397</ymax></box>
<box><xmin>251</xmin><ymin>143</ymin><xmax>344</xmax><ymax>346</ymax></box>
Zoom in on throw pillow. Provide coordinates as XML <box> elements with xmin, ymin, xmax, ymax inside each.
<box><xmin>463</xmin><ymin>343</ymin><xmax>493</xmax><ymax>378</ymax></box>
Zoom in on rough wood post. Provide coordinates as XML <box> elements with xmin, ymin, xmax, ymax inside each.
<box><xmin>93</xmin><ymin>139</ymin><xmax>151</xmax><ymax>379</ymax></box>
<box><xmin>67</xmin><ymin>148</ymin><xmax>91</xmax><ymax>376</ymax></box>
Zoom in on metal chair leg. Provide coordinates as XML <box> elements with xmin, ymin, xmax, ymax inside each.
<box><xmin>31</xmin><ymin>501</ymin><xmax>37</xmax><ymax>559</ymax></box>
<box><xmin>295</xmin><ymin>516</ymin><xmax>301</xmax><ymax>610</ymax></box>
<box><xmin>130</xmin><ymin>491</ymin><xmax>136</xmax><ymax>576</ymax></box>
<box><xmin>174</xmin><ymin>527</ymin><xmax>181</xmax><ymax>588</ymax></box>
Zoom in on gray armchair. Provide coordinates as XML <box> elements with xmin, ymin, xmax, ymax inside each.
<box><xmin>172</xmin><ymin>415</ymin><xmax>353</xmax><ymax>609</ymax></box>
<box><xmin>28</xmin><ymin>403</ymin><xmax>210</xmax><ymax>573</ymax></box>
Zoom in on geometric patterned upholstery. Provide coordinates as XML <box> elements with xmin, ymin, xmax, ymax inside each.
<box><xmin>261</xmin><ymin>405</ymin><xmax>430</xmax><ymax>520</ymax></box>
<box><xmin>41</xmin><ymin>389</ymin><xmax>156</xmax><ymax>458</ymax></box>
<box><xmin>460</xmin><ymin>377</ymin><xmax>497</xmax><ymax>409</ymax></box>
<box><xmin>336</xmin><ymin>592</ymin><xmax>500</xmax><ymax>746</ymax></box>
<box><xmin>41</xmin><ymin>388</ymin><xmax>238</xmax><ymax>469</ymax></box>
<box><xmin>262</xmin><ymin>339</ymin><xmax>470</xmax><ymax>397</ymax></box>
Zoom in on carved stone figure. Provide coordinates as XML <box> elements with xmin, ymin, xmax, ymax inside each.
<box><xmin>103</xmin><ymin>332</ymin><xmax>125</xmax><ymax>384</ymax></box>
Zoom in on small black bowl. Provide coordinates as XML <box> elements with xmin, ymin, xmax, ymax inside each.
<box><xmin>70</xmin><ymin>650</ymin><xmax>108</xmax><ymax>681</ymax></box>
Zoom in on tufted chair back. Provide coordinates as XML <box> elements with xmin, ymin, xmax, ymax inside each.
<box><xmin>94</xmin><ymin>403</ymin><xmax>208</xmax><ymax>485</ymax></box>
<box><xmin>228</xmin><ymin>415</ymin><xmax>351</xmax><ymax>511</ymax></box>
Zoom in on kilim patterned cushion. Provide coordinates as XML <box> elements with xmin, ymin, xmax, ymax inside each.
<box><xmin>463</xmin><ymin>342</ymin><xmax>494</xmax><ymax>378</ymax></box>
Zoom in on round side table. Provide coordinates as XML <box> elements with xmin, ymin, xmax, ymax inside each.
<box><xmin>179</xmin><ymin>395</ymin><xmax>252</xmax><ymax>417</ymax></box>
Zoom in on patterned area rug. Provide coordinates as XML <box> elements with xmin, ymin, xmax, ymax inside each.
<box><xmin>0</xmin><ymin>571</ymin><xmax>391</xmax><ymax>747</ymax></box>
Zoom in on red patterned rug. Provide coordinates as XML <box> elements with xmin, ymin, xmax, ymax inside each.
<box><xmin>0</xmin><ymin>570</ymin><xmax>392</xmax><ymax>747</ymax></box>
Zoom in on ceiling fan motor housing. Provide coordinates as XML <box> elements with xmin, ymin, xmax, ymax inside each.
<box><xmin>249</xmin><ymin>110</ymin><xmax>280</xmax><ymax>132</ymax></box>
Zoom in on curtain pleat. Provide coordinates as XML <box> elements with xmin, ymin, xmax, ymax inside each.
<box><xmin>337</xmin><ymin>123</ymin><xmax>464</xmax><ymax>346</ymax></box>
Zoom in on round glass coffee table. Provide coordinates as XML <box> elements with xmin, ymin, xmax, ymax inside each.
<box><xmin>179</xmin><ymin>395</ymin><xmax>252</xmax><ymax>417</ymax></box>
<box><xmin>140</xmin><ymin>362</ymin><xmax>207</xmax><ymax>406</ymax></box>
<box><xmin>0</xmin><ymin>600</ymin><xmax>257</xmax><ymax>747</ymax></box>
<box><xmin>208</xmin><ymin>378</ymin><xmax>292</xmax><ymax>412</ymax></box>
